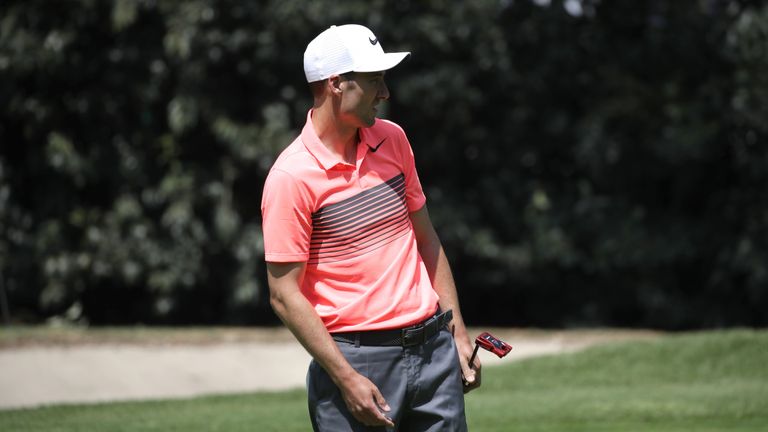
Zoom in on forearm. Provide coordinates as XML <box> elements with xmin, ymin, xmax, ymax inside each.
<box><xmin>411</xmin><ymin>206</ymin><xmax>469</xmax><ymax>340</ymax></box>
<box><xmin>267</xmin><ymin>266</ymin><xmax>356</xmax><ymax>386</ymax></box>
<box><xmin>410</xmin><ymin>206</ymin><xmax>481</xmax><ymax>391</ymax></box>
<box><xmin>418</xmin><ymin>238</ymin><xmax>471</xmax><ymax>341</ymax></box>
<box><xmin>267</xmin><ymin>261</ymin><xmax>394</xmax><ymax>426</ymax></box>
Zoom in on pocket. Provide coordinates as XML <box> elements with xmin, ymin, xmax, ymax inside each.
<box><xmin>338</xmin><ymin>342</ymin><xmax>369</xmax><ymax>378</ymax></box>
<box><xmin>307</xmin><ymin>360</ymin><xmax>336</xmax><ymax>404</ymax></box>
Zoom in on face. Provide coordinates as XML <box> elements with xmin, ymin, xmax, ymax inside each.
<box><xmin>337</xmin><ymin>71</ymin><xmax>390</xmax><ymax>128</ymax></box>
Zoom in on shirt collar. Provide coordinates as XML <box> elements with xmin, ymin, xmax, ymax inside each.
<box><xmin>301</xmin><ymin>109</ymin><xmax>344</xmax><ymax>171</ymax></box>
<box><xmin>358</xmin><ymin>122</ymin><xmax>387</xmax><ymax>153</ymax></box>
<box><xmin>301</xmin><ymin>109</ymin><xmax>389</xmax><ymax>171</ymax></box>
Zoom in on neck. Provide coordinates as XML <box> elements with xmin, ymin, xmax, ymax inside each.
<box><xmin>311</xmin><ymin>104</ymin><xmax>358</xmax><ymax>165</ymax></box>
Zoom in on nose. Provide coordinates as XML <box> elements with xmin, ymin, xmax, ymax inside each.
<box><xmin>378</xmin><ymin>80</ymin><xmax>390</xmax><ymax>100</ymax></box>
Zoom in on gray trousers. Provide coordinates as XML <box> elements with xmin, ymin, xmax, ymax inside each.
<box><xmin>307</xmin><ymin>328</ymin><xmax>468</xmax><ymax>431</ymax></box>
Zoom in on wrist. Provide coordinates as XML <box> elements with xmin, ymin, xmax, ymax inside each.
<box><xmin>327</xmin><ymin>362</ymin><xmax>359</xmax><ymax>388</ymax></box>
<box><xmin>449</xmin><ymin>317</ymin><xmax>470</xmax><ymax>340</ymax></box>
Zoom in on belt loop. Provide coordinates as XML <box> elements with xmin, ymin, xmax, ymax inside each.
<box><xmin>443</xmin><ymin>309</ymin><xmax>453</xmax><ymax>328</ymax></box>
<box><xmin>354</xmin><ymin>333</ymin><xmax>361</xmax><ymax>348</ymax></box>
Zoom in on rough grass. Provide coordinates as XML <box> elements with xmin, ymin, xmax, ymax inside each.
<box><xmin>1</xmin><ymin>329</ymin><xmax>766</xmax><ymax>431</ymax></box>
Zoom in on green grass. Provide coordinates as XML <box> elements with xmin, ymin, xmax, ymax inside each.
<box><xmin>466</xmin><ymin>328</ymin><xmax>768</xmax><ymax>431</ymax></box>
<box><xmin>2</xmin><ymin>329</ymin><xmax>766</xmax><ymax>431</ymax></box>
<box><xmin>0</xmin><ymin>390</ymin><xmax>308</xmax><ymax>432</ymax></box>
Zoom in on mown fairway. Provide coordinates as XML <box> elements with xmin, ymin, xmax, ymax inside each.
<box><xmin>466</xmin><ymin>329</ymin><xmax>768</xmax><ymax>431</ymax></box>
<box><xmin>1</xmin><ymin>329</ymin><xmax>766</xmax><ymax>431</ymax></box>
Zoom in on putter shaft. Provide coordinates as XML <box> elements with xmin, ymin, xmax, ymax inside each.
<box><xmin>468</xmin><ymin>343</ymin><xmax>480</xmax><ymax>368</ymax></box>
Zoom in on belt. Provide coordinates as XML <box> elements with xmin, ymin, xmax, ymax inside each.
<box><xmin>331</xmin><ymin>309</ymin><xmax>453</xmax><ymax>347</ymax></box>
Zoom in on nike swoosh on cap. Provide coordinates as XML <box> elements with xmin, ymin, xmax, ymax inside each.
<box><xmin>369</xmin><ymin>37</ymin><xmax>378</xmax><ymax>45</ymax></box>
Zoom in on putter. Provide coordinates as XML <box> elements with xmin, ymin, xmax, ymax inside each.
<box><xmin>469</xmin><ymin>332</ymin><xmax>513</xmax><ymax>367</ymax></box>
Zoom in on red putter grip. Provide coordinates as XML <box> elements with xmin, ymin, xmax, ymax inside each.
<box><xmin>475</xmin><ymin>332</ymin><xmax>513</xmax><ymax>358</ymax></box>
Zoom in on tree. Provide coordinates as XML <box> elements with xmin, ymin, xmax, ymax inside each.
<box><xmin>1</xmin><ymin>0</ymin><xmax>766</xmax><ymax>328</ymax></box>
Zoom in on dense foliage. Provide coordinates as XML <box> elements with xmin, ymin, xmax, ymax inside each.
<box><xmin>1</xmin><ymin>0</ymin><xmax>766</xmax><ymax>328</ymax></box>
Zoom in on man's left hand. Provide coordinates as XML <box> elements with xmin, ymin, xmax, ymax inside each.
<box><xmin>455</xmin><ymin>335</ymin><xmax>482</xmax><ymax>393</ymax></box>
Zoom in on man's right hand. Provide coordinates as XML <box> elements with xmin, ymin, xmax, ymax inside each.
<box><xmin>339</xmin><ymin>372</ymin><xmax>395</xmax><ymax>428</ymax></box>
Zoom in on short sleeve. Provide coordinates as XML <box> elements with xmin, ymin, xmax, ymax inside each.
<box><xmin>395</xmin><ymin>127</ymin><xmax>427</xmax><ymax>212</ymax></box>
<box><xmin>261</xmin><ymin>169</ymin><xmax>313</xmax><ymax>262</ymax></box>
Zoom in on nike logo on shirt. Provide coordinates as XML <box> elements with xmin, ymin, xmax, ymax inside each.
<box><xmin>369</xmin><ymin>138</ymin><xmax>386</xmax><ymax>152</ymax></box>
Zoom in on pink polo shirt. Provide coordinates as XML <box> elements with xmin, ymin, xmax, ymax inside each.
<box><xmin>261</xmin><ymin>110</ymin><xmax>439</xmax><ymax>332</ymax></box>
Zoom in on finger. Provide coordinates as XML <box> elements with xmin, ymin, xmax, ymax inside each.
<box><xmin>461</xmin><ymin>361</ymin><xmax>476</xmax><ymax>385</ymax></box>
<box><xmin>461</xmin><ymin>354</ymin><xmax>482</xmax><ymax>391</ymax></box>
<box><xmin>364</xmin><ymin>406</ymin><xmax>394</xmax><ymax>427</ymax></box>
<box><xmin>373</xmin><ymin>388</ymin><xmax>390</xmax><ymax>412</ymax></box>
<box><xmin>351</xmin><ymin>404</ymin><xmax>393</xmax><ymax>428</ymax></box>
<box><xmin>371</xmin><ymin>389</ymin><xmax>394</xmax><ymax>427</ymax></box>
<box><xmin>379</xmin><ymin>414</ymin><xmax>395</xmax><ymax>427</ymax></box>
<box><xmin>463</xmin><ymin>366</ymin><xmax>482</xmax><ymax>393</ymax></box>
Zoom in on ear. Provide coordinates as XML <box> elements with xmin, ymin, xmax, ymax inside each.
<box><xmin>328</xmin><ymin>75</ymin><xmax>344</xmax><ymax>95</ymax></box>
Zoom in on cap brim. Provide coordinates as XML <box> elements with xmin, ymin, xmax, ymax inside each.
<box><xmin>353</xmin><ymin>52</ymin><xmax>410</xmax><ymax>73</ymax></box>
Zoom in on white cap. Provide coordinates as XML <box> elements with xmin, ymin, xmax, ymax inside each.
<box><xmin>303</xmin><ymin>24</ymin><xmax>410</xmax><ymax>83</ymax></box>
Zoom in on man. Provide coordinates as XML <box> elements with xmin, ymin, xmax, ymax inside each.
<box><xmin>261</xmin><ymin>24</ymin><xmax>480</xmax><ymax>431</ymax></box>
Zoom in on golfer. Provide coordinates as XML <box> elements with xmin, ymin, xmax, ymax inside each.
<box><xmin>262</xmin><ymin>24</ymin><xmax>480</xmax><ymax>431</ymax></box>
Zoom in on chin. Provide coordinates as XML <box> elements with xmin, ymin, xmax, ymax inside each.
<box><xmin>361</xmin><ymin>117</ymin><xmax>376</xmax><ymax>128</ymax></box>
